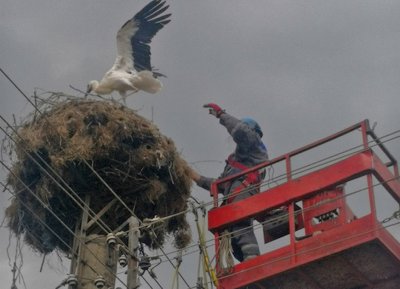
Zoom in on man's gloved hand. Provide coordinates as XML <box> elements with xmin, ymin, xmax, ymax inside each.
<box><xmin>203</xmin><ymin>103</ymin><xmax>224</xmax><ymax>118</ymax></box>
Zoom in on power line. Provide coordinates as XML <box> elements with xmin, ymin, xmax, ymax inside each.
<box><xmin>1</xmin><ymin>117</ymin><xmax>187</xmax><ymax>288</ymax></box>
<box><xmin>0</xmin><ymin>115</ymin><xmax>141</xmax><ymax>261</ymax></box>
<box><xmin>154</xmin><ymin>163</ymin><xmax>400</xmax><ymax>267</ymax></box>
<box><xmin>2</xmin><ymin>113</ymin><xmax>398</xmax><ymax>268</ymax></box>
<box><xmin>81</xmin><ymin>161</ymin><xmax>192</xmax><ymax>288</ymax></box>
<box><xmin>0</xmin><ymin>66</ymin><xmax>192</xmax><ymax>287</ymax></box>
<box><xmin>201</xmin><ymin>129</ymin><xmax>400</xmax><ymax>212</ymax></box>
<box><xmin>3</xmin><ymin>127</ymin><xmax>397</xmax><ymax>286</ymax></box>
<box><xmin>0</xmin><ymin>183</ymin><xmax>112</xmax><ymax>289</ymax></box>
<box><xmin>0</xmin><ymin>99</ymin><xmax>189</xmax><ymax>286</ymax></box>
<box><xmin>217</xmin><ymin>219</ymin><xmax>400</xmax><ymax>283</ymax></box>
<box><xmin>1</xmin><ymin>112</ymin><xmax>169</xmax><ymax>288</ymax></box>
<box><xmin>0</xmin><ymin>160</ymin><xmax>129</xmax><ymax>288</ymax></box>
<box><xmin>0</xmin><ymin>116</ymin><xmax>399</xmax><ymax>245</ymax></box>
<box><xmin>98</xmin><ymin>127</ymin><xmax>400</xmax><ymax>242</ymax></box>
<box><xmin>0</xmin><ymin>68</ymin><xmax>42</xmax><ymax>116</ymax></box>
<box><xmin>2</xmin><ymin>67</ymin><xmax>400</xmax><ymax>289</ymax></box>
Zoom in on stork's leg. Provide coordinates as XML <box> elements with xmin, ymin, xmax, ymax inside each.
<box><xmin>119</xmin><ymin>91</ymin><xmax>128</xmax><ymax>105</ymax></box>
<box><xmin>126</xmin><ymin>90</ymin><xmax>138</xmax><ymax>97</ymax></box>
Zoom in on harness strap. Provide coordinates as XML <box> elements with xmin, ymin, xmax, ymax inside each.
<box><xmin>226</xmin><ymin>155</ymin><xmax>261</xmax><ymax>204</ymax></box>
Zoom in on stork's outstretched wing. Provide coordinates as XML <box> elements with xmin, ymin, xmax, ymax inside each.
<box><xmin>113</xmin><ymin>0</ymin><xmax>171</xmax><ymax>73</ymax></box>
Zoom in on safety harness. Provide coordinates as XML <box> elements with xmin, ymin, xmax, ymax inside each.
<box><xmin>225</xmin><ymin>155</ymin><xmax>262</xmax><ymax>204</ymax></box>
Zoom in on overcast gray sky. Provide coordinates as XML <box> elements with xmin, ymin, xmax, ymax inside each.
<box><xmin>1</xmin><ymin>0</ymin><xmax>400</xmax><ymax>288</ymax></box>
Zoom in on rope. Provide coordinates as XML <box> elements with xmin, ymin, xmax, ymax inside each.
<box><xmin>217</xmin><ymin>230</ymin><xmax>234</xmax><ymax>272</ymax></box>
<box><xmin>191</xmin><ymin>202</ymin><xmax>218</xmax><ymax>288</ymax></box>
<box><xmin>137</xmin><ymin>171</ymin><xmax>400</xmax><ymax>270</ymax></box>
<box><xmin>2</xmin><ymin>67</ymin><xmax>400</xmax><ymax>289</ymax></box>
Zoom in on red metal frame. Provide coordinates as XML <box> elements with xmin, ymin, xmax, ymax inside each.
<box><xmin>302</xmin><ymin>186</ymin><xmax>356</xmax><ymax>235</ymax></box>
<box><xmin>208</xmin><ymin>120</ymin><xmax>400</xmax><ymax>289</ymax></box>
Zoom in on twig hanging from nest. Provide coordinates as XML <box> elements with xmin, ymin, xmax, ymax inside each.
<box><xmin>4</xmin><ymin>93</ymin><xmax>193</xmax><ymax>253</ymax></box>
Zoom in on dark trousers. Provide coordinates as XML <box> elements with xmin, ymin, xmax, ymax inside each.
<box><xmin>228</xmin><ymin>181</ymin><xmax>260</xmax><ymax>262</ymax></box>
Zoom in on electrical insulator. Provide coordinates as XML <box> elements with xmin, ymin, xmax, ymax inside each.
<box><xmin>139</xmin><ymin>255</ymin><xmax>151</xmax><ymax>271</ymax></box>
<box><xmin>94</xmin><ymin>275</ymin><xmax>106</xmax><ymax>289</ymax></box>
<box><xmin>118</xmin><ymin>254</ymin><xmax>127</xmax><ymax>267</ymax></box>
<box><xmin>106</xmin><ymin>233</ymin><xmax>116</xmax><ymax>247</ymax></box>
<box><xmin>66</xmin><ymin>274</ymin><xmax>78</xmax><ymax>287</ymax></box>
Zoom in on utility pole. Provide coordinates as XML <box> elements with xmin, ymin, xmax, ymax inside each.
<box><xmin>127</xmin><ymin>216</ymin><xmax>140</xmax><ymax>289</ymax></box>
<box><xmin>68</xmin><ymin>196</ymin><xmax>118</xmax><ymax>289</ymax></box>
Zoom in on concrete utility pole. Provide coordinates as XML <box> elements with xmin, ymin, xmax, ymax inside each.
<box><xmin>76</xmin><ymin>234</ymin><xmax>117</xmax><ymax>289</ymax></box>
<box><xmin>127</xmin><ymin>216</ymin><xmax>140</xmax><ymax>289</ymax></box>
<box><xmin>69</xmin><ymin>196</ymin><xmax>119</xmax><ymax>289</ymax></box>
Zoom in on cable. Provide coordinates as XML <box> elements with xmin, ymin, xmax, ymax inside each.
<box><xmin>2</xmin><ymin>68</ymin><xmax>400</xmax><ymax>288</ymax></box>
<box><xmin>0</xmin><ymin>68</ymin><xmax>42</xmax><ymax>116</ymax></box>
<box><xmin>114</xmin><ymin>128</ymin><xmax>400</xmax><ymax>235</ymax></box>
<box><xmin>1</xmin><ymin>107</ymin><xmax>191</xmax><ymax>289</ymax></box>
<box><xmin>81</xmin><ymin>158</ymin><xmax>193</xmax><ymax>288</ymax></box>
<box><xmin>155</xmin><ymin>170</ymin><xmax>400</xmax><ymax>268</ymax></box>
<box><xmin>0</xmin><ymin>160</ymin><xmax>129</xmax><ymax>288</ymax></box>
<box><xmin>2</xmin><ymin>119</ymin><xmax>399</xmax><ymax>266</ymax></box>
<box><xmin>0</xmin><ymin>116</ymin><xmax>139</xmax><ymax>261</ymax></box>
<box><xmin>185</xmin><ymin>219</ymin><xmax>400</xmax><ymax>289</ymax></box>
<box><xmin>0</xmin><ymin>67</ymin><xmax>193</xmax><ymax>287</ymax></box>
<box><xmin>1</xmin><ymin>77</ymin><xmax>396</xmax><ymax>233</ymax></box>
<box><xmin>205</xmin><ymin>129</ymin><xmax>400</xmax><ymax>212</ymax></box>
<box><xmin>125</xmin><ymin>150</ymin><xmax>400</xmax><ymax>269</ymax></box>
<box><xmin>2</xmin><ymin>112</ymin><xmax>186</xmax><ymax>287</ymax></box>
<box><xmin>1</xmin><ymin>182</ymin><xmax>107</xmax><ymax>287</ymax></box>
<box><xmin>4</xmin><ymin>136</ymin><xmax>400</xmax><ymax>289</ymax></box>
<box><xmin>140</xmin><ymin>275</ymin><xmax>157</xmax><ymax>289</ymax></box>
<box><xmin>218</xmin><ymin>219</ymin><xmax>400</xmax><ymax>282</ymax></box>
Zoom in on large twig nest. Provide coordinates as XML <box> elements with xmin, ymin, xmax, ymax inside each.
<box><xmin>5</xmin><ymin>97</ymin><xmax>192</xmax><ymax>253</ymax></box>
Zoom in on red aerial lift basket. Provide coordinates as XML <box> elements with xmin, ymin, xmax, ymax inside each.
<box><xmin>208</xmin><ymin>120</ymin><xmax>400</xmax><ymax>289</ymax></box>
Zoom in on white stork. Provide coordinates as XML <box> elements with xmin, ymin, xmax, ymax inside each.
<box><xmin>86</xmin><ymin>0</ymin><xmax>171</xmax><ymax>101</ymax></box>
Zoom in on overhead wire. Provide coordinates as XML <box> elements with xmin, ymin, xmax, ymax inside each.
<box><xmin>0</xmin><ymin>68</ymin><xmax>42</xmax><ymax>116</ymax></box>
<box><xmin>139</xmin><ymin>128</ymin><xmax>400</xmax><ymax>262</ymax></box>
<box><xmin>152</xmin><ymin>132</ymin><xmax>400</xmax><ymax>267</ymax></box>
<box><xmin>202</xmin><ymin>128</ymin><xmax>400</xmax><ymax>212</ymax></box>
<box><xmin>117</xmin><ymin>127</ymin><xmax>400</xmax><ymax>235</ymax></box>
<box><xmin>183</xmin><ymin>218</ymin><xmax>400</xmax><ymax>289</ymax></box>
<box><xmin>2</xmin><ymin>123</ymin><xmax>400</xmax><ymax>289</ymax></box>
<box><xmin>140</xmin><ymin>275</ymin><xmax>158</xmax><ymax>289</ymax></box>
<box><xmin>0</xmin><ymin>114</ymin><xmax>160</xmax><ymax>289</ymax></box>
<box><xmin>0</xmin><ymin>79</ymin><xmax>167</xmax><ymax>275</ymax></box>
<box><xmin>0</xmin><ymin>116</ymin><xmax>139</xmax><ymax>265</ymax></box>
<box><xmin>2</xmin><ymin>67</ymin><xmax>400</xmax><ymax>288</ymax></box>
<box><xmin>0</xmin><ymin>117</ymin><xmax>175</xmax><ymax>288</ymax></box>
<box><xmin>3</xmin><ymin>146</ymin><xmax>400</xmax><ymax>289</ymax></box>
<box><xmin>0</xmin><ymin>68</ymin><xmax>134</xmax><ymax>246</ymax></box>
<box><xmin>0</xmin><ymin>160</ymin><xmax>129</xmax><ymax>288</ymax></box>
<box><xmin>1</xmin><ymin>182</ymin><xmax>106</xmax><ymax>289</ymax></box>
<box><xmin>0</xmin><ymin>68</ymin><xmax>192</xmax><ymax>287</ymax></box>
<box><xmin>1</xmin><ymin>116</ymin><xmax>162</xmax><ymax>288</ymax></box>
<box><xmin>81</xmin><ymin>159</ymin><xmax>192</xmax><ymax>288</ymax></box>
<box><xmin>0</xmin><ymin>116</ymin><xmax>122</xmax><ymax>235</ymax></box>
<box><xmin>1</xmin><ymin>68</ymin><xmax>192</xmax><ymax>288</ymax></box>
<box><xmin>217</xmin><ymin>219</ymin><xmax>400</xmax><ymax>283</ymax></box>
<box><xmin>83</xmin><ymin>127</ymin><xmax>400</xmax><ymax>274</ymax></box>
